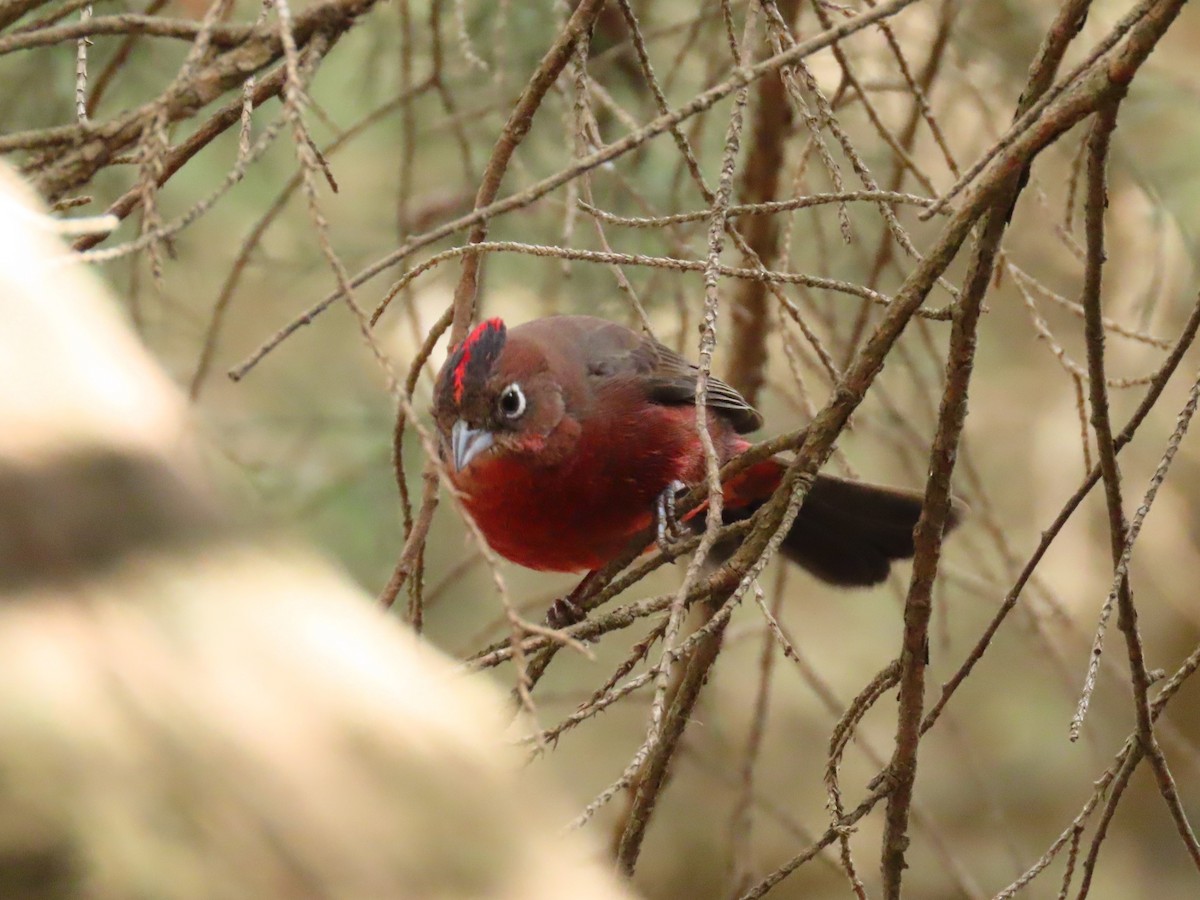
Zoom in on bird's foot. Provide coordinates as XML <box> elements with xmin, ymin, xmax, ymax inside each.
<box><xmin>546</xmin><ymin>596</ymin><xmax>585</xmax><ymax>630</ymax></box>
<box><xmin>545</xmin><ymin>569</ymin><xmax>600</xmax><ymax>629</ymax></box>
<box><xmin>655</xmin><ymin>480</ymin><xmax>689</xmax><ymax>554</ymax></box>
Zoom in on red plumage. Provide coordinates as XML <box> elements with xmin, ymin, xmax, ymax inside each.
<box><xmin>432</xmin><ymin>315</ymin><xmax>961</xmax><ymax>587</ymax></box>
<box><xmin>452</xmin><ymin>317</ymin><xmax>504</xmax><ymax>404</ymax></box>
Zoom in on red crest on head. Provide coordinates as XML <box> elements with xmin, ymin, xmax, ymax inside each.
<box><xmin>446</xmin><ymin>317</ymin><xmax>506</xmax><ymax>406</ymax></box>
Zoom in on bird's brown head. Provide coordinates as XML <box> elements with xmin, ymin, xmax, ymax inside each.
<box><xmin>433</xmin><ymin>318</ymin><xmax>572</xmax><ymax>472</ymax></box>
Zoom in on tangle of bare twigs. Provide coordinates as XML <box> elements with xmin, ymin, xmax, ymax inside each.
<box><xmin>7</xmin><ymin>0</ymin><xmax>1200</xmax><ymax>896</ymax></box>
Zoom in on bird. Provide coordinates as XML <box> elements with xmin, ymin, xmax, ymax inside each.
<box><xmin>432</xmin><ymin>315</ymin><xmax>963</xmax><ymax>618</ymax></box>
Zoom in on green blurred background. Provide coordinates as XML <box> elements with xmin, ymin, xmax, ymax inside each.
<box><xmin>5</xmin><ymin>1</ymin><xmax>1200</xmax><ymax>896</ymax></box>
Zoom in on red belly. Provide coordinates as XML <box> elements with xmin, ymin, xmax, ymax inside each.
<box><xmin>447</xmin><ymin>403</ymin><xmax>775</xmax><ymax>573</ymax></box>
<box><xmin>455</xmin><ymin>449</ymin><xmax>684</xmax><ymax>573</ymax></box>
<box><xmin>452</xmin><ymin>405</ymin><xmax>704</xmax><ymax>572</ymax></box>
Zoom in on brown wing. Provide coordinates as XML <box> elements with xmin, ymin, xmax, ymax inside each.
<box><xmin>515</xmin><ymin>315</ymin><xmax>763</xmax><ymax>434</ymax></box>
<box><xmin>635</xmin><ymin>341</ymin><xmax>763</xmax><ymax>433</ymax></box>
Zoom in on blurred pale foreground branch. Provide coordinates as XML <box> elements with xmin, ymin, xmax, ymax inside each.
<box><xmin>0</xmin><ymin>161</ymin><xmax>633</xmax><ymax>900</ymax></box>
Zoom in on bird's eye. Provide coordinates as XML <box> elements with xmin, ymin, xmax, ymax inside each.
<box><xmin>497</xmin><ymin>383</ymin><xmax>526</xmax><ymax>419</ymax></box>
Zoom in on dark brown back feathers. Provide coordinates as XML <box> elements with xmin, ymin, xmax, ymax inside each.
<box><xmin>511</xmin><ymin>315</ymin><xmax>764</xmax><ymax>433</ymax></box>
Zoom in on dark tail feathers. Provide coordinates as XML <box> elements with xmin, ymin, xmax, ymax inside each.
<box><xmin>716</xmin><ymin>473</ymin><xmax>965</xmax><ymax>587</ymax></box>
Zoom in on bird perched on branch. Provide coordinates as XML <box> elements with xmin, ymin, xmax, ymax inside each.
<box><xmin>432</xmin><ymin>315</ymin><xmax>962</xmax><ymax>620</ymax></box>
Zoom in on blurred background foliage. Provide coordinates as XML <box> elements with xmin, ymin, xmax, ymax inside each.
<box><xmin>4</xmin><ymin>0</ymin><xmax>1200</xmax><ymax>896</ymax></box>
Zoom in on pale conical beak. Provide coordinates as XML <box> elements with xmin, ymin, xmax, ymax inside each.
<box><xmin>451</xmin><ymin>419</ymin><xmax>494</xmax><ymax>471</ymax></box>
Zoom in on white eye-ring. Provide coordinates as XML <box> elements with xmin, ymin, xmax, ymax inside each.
<box><xmin>498</xmin><ymin>383</ymin><xmax>526</xmax><ymax>419</ymax></box>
